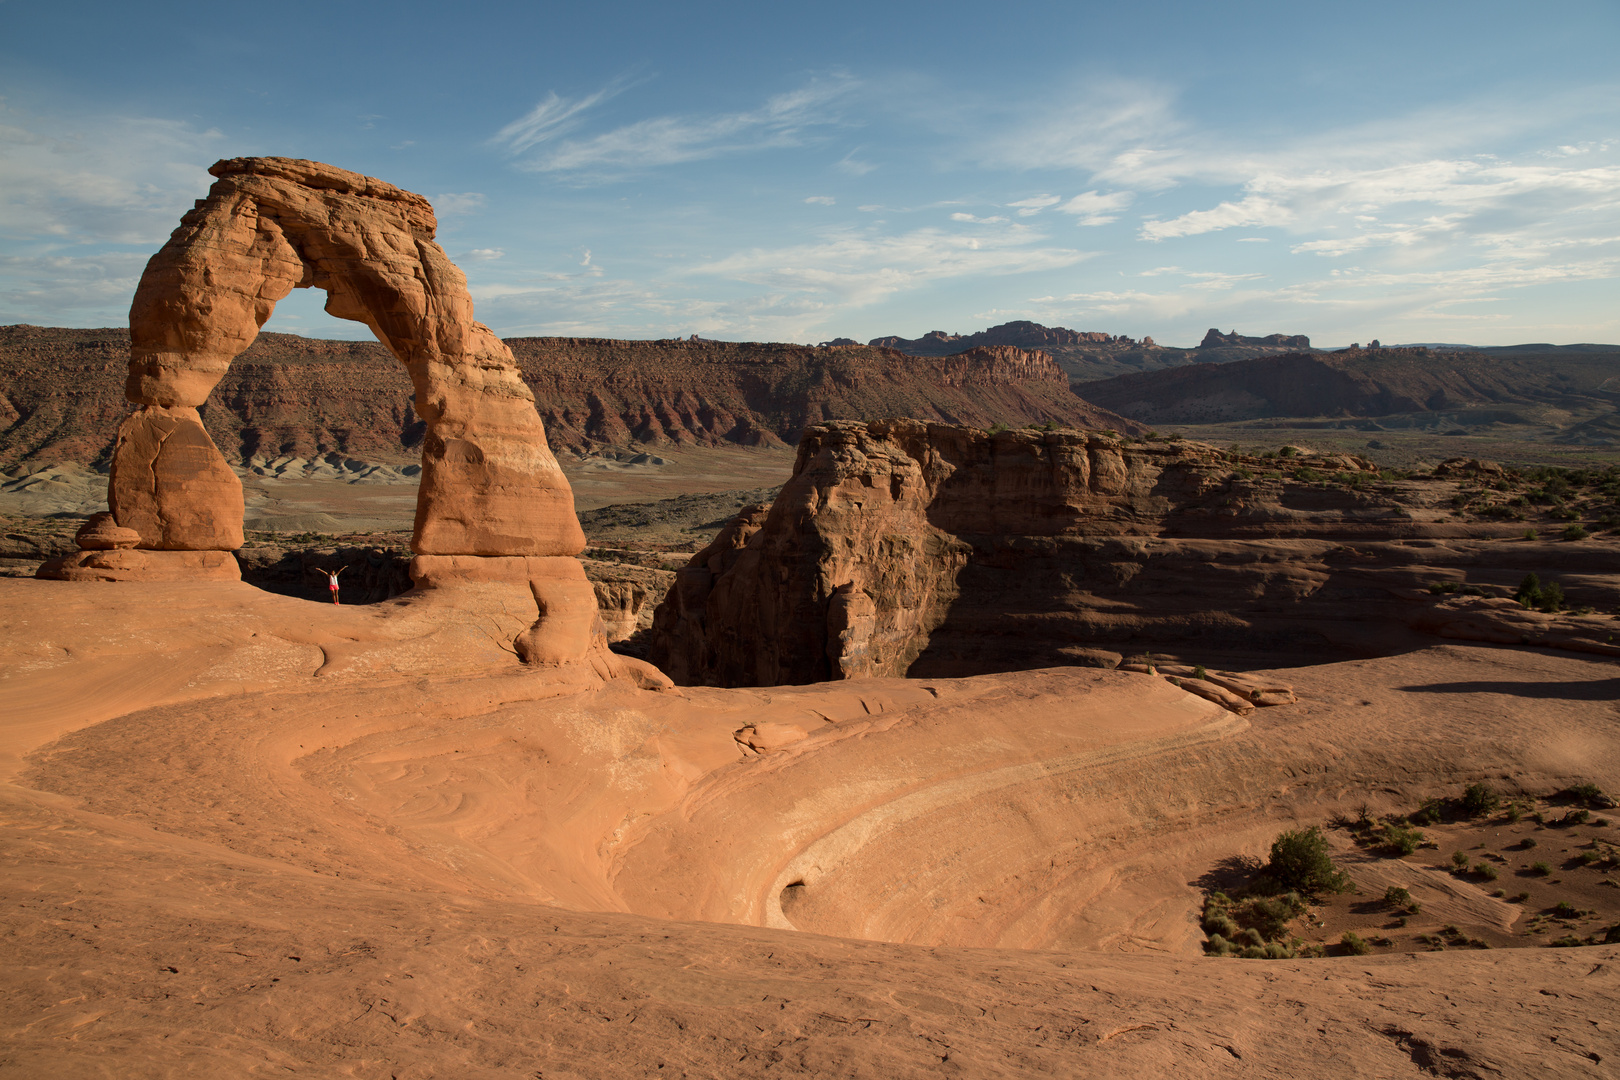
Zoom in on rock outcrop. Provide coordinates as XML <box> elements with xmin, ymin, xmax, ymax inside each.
<box><xmin>120</xmin><ymin>156</ymin><xmax>582</xmax><ymax>559</ymax></box>
<box><xmin>649</xmin><ymin>420</ymin><xmax>1620</xmax><ymax>686</ymax></box>
<box><xmin>1198</xmin><ymin>328</ymin><xmax>1311</xmax><ymax>350</ymax></box>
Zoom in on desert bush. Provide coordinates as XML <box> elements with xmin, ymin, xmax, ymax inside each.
<box><xmin>1566</xmin><ymin>782</ymin><xmax>1606</xmax><ymax>807</ymax></box>
<box><xmin>1428</xmin><ymin>581</ymin><xmax>1460</xmax><ymax>595</ymax></box>
<box><xmin>1340</xmin><ymin>931</ymin><xmax>1372</xmax><ymax>956</ymax></box>
<box><xmin>1521</xmin><ymin>837</ymin><xmax>1538</xmax><ymax>849</ymax></box>
<box><xmin>1192</xmin><ymin>664</ymin><xmax>1207</xmax><ymax>679</ymax></box>
<box><xmin>1411</xmin><ymin>798</ymin><xmax>1445</xmax><ymax>826</ymax></box>
<box><xmin>1547</xmin><ymin>935</ymin><xmax>1586</xmax><ymax>948</ymax></box>
<box><xmin>1382</xmin><ymin>885</ymin><xmax>1419</xmax><ymax>913</ymax></box>
<box><xmin>1524</xmin><ymin>528</ymin><xmax>1539</xmax><ymax>540</ymax></box>
<box><xmin>1382</xmin><ymin>822</ymin><xmax>1424</xmax><ymax>856</ymax></box>
<box><xmin>1553</xmin><ymin>900</ymin><xmax>1580</xmax><ymax>918</ymax></box>
<box><xmin>1451</xmin><ymin>851</ymin><xmax>1470</xmax><ymax>868</ymax></box>
<box><xmin>1279</xmin><ymin>446</ymin><xmax>1298</xmax><ymax>458</ymax></box>
<box><xmin>1530</xmin><ymin>861</ymin><xmax>1552</xmax><ymax>876</ymax></box>
<box><xmin>1557</xmin><ymin>808</ymin><xmax>1591</xmax><ymax>827</ymax></box>
<box><xmin>1563</xmin><ymin>524</ymin><xmax>1588</xmax><ymax>540</ymax></box>
<box><xmin>1510</xmin><ymin>892</ymin><xmax>1530</xmax><ymax>903</ymax></box>
<box><xmin>1461</xmin><ymin>782</ymin><xmax>1499</xmax><ymax>818</ymax></box>
<box><xmin>1264</xmin><ymin>827</ymin><xmax>1351</xmax><ymax>896</ymax></box>
<box><xmin>1474</xmin><ymin>863</ymin><xmax>1499</xmax><ymax>881</ymax></box>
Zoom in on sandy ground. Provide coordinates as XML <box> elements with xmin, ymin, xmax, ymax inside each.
<box><xmin>2</xmin><ymin>576</ymin><xmax>1618</xmax><ymax>1077</ymax></box>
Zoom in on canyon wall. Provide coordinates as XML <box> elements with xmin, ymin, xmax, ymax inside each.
<box><xmin>0</xmin><ymin>327</ymin><xmax>1141</xmax><ymax>467</ymax></box>
<box><xmin>649</xmin><ymin>420</ymin><xmax>1620</xmax><ymax>685</ymax></box>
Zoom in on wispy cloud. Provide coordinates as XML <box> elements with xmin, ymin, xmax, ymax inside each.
<box><xmin>502</xmin><ymin>75</ymin><xmax>858</xmax><ymax>177</ymax></box>
<box><xmin>834</xmin><ymin>148</ymin><xmax>876</xmax><ymax>175</ymax></box>
<box><xmin>804</xmin><ymin>195</ymin><xmax>835</xmax><ymax>205</ymax></box>
<box><xmin>1055</xmin><ymin>189</ymin><xmax>1133</xmax><ymax>227</ymax></box>
<box><xmin>432</xmin><ymin>192</ymin><xmax>486</xmax><ymax>215</ymax></box>
<box><xmin>492</xmin><ymin>77</ymin><xmax>637</xmax><ymax>155</ymax></box>
<box><xmin>687</xmin><ymin>224</ymin><xmax>1093</xmax><ymax>306</ymax></box>
<box><xmin>1007</xmin><ymin>194</ymin><xmax>1060</xmax><ymax>217</ymax></box>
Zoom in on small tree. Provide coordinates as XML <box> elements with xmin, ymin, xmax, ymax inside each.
<box><xmin>1264</xmin><ymin>826</ymin><xmax>1351</xmax><ymax>896</ymax></box>
<box><xmin>1461</xmin><ymin>782</ymin><xmax>1499</xmax><ymax>818</ymax></box>
<box><xmin>1516</xmin><ymin>573</ymin><xmax>1542</xmax><ymax>609</ymax></box>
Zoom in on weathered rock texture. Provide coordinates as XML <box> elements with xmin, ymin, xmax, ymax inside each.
<box><xmin>0</xmin><ymin>326</ymin><xmax>1141</xmax><ymax>468</ymax></box>
<box><xmin>119</xmin><ymin>157</ymin><xmax>582</xmax><ymax>557</ymax></box>
<box><xmin>650</xmin><ymin>420</ymin><xmax>1620</xmax><ymax>685</ymax></box>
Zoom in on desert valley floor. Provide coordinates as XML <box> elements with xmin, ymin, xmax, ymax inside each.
<box><xmin>3</xmin><ymin>570</ymin><xmax>1617</xmax><ymax>1078</ymax></box>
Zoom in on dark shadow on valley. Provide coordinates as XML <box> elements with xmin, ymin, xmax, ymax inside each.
<box><xmin>1396</xmin><ymin>679</ymin><xmax>1620</xmax><ymax>701</ymax></box>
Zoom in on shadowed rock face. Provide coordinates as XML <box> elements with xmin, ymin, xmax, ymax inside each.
<box><xmin>119</xmin><ymin>156</ymin><xmax>582</xmax><ymax>558</ymax></box>
<box><xmin>649</xmin><ymin>420</ymin><xmax>1620</xmax><ymax>686</ymax></box>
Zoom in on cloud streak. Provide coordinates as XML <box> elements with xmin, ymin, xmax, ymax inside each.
<box><xmin>501</xmin><ymin>75</ymin><xmax>858</xmax><ymax>176</ymax></box>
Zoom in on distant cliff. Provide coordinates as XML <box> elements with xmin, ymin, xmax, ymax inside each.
<box><xmin>869</xmin><ymin>321</ymin><xmax>1148</xmax><ymax>355</ymax></box>
<box><xmin>1078</xmin><ymin>347</ymin><xmax>1620</xmax><ymax>425</ymax></box>
<box><xmin>0</xmin><ymin>326</ymin><xmax>1143</xmax><ymax>467</ymax></box>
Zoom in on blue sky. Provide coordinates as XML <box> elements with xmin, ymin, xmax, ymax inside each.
<box><xmin>2</xmin><ymin>0</ymin><xmax>1616</xmax><ymax>347</ymax></box>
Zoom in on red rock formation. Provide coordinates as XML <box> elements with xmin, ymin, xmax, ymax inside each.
<box><xmin>649</xmin><ymin>420</ymin><xmax>1620</xmax><ymax>686</ymax></box>
<box><xmin>120</xmin><ymin>157</ymin><xmax>582</xmax><ymax>558</ymax></box>
<box><xmin>0</xmin><ymin>327</ymin><xmax>1143</xmax><ymax>466</ymax></box>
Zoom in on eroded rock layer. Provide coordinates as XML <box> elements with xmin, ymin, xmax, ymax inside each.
<box><xmin>650</xmin><ymin>420</ymin><xmax>1620</xmax><ymax>685</ymax></box>
<box><xmin>120</xmin><ymin>157</ymin><xmax>582</xmax><ymax>557</ymax></box>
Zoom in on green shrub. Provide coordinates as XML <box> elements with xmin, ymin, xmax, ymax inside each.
<box><xmin>1567</xmin><ymin>782</ymin><xmax>1606</xmax><ymax>807</ymax></box>
<box><xmin>1382</xmin><ymin>885</ymin><xmax>1419</xmax><ymax>913</ymax></box>
<box><xmin>1451</xmin><ymin>850</ymin><xmax>1470</xmax><ymax>868</ymax></box>
<box><xmin>1461</xmin><ymin>782</ymin><xmax>1499</xmax><ymax>818</ymax></box>
<box><xmin>1340</xmin><ymin>931</ymin><xmax>1372</xmax><ymax>955</ymax></box>
<box><xmin>1516</xmin><ymin>573</ymin><xmax>1542</xmax><ymax>608</ymax></box>
<box><xmin>1554</xmin><ymin>900</ymin><xmax>1579</xmax><ymax>918</ymax></box>
<box><xmin>1382</xmin><ymin>822</ymin><xmax>1424</xmax><ymax>856</ymax></box>
<box><xmin>1192</xmin><ymin>664</ymin><xmax>1207</xmax><ymax>679</ymax></box>
<box><xmin>1548</xmin><ymin>935</ymin><xmax>1586</xmax><ymax>948</ymax></box>
<box><xmin>1265</xmin><ymin>826</ymin><xmax>1352</xmax><ymax>896</ymax></box>
<box><xmin>1524</xmin><ymin>528</ymin><xmax>1539</xmax><ymax>540</ymax></box>
<box><xmin>1474</xmin><ymin>863</ymin><xmax>1499</xmax><ymax>881</ymax></box>
<box><xmin>1411</xmin><ymin>798</ymin><xmax>1445</xmax><ymax>825</ymax></box>
<box><xmin>1510</xmin><ymin>892</ymin><xmax>1530</xmax><ymax>903</ymax></box>
<box><xmin>1530</xmin><ymin>861</ymin><xmax>1552</xmax><ymax>876</ymax></box>
<box><xmin>1564</xmin><ymin>524</ymin><xmax>1588</xmax><ymax>540</ymax></box>
<box><xmin>1279</xmin><ymin>445</ymin><xmax>1298</xmax><ymax>458</ymax></box>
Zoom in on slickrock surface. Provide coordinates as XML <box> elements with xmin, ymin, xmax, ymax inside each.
<box><xmin>120</xmin><ymin>157</ymin><xmax>582</xmax><ymax>557</ymax></box>
<box><xmin>651</xmin><ymin>420</ymin><xmax>1620</xmax><ymax>685</ymax></box>
<box><xmin>2</xmin><ymin>577</ymin><xmax>1617</xmax><ymax>1076</ymax></box>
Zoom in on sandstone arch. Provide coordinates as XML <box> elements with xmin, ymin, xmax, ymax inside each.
<box><xmin>112</xmin><ymin>156</ymin><xmax>583</xmax><ymax>558</ymax></box>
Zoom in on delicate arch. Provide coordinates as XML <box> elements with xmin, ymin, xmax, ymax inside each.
<box><xmin>114</xmin><ymin>156</ymin><xmax>583</xmax><ymax>557</ymax></box>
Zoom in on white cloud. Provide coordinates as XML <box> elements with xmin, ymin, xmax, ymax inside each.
<box><xmin>458</xmin><ymin>247</ymin><xmax>504</xmax><ymax>261</ymax></box>
<box><xmin>508</xmin><ymin>76</ymin><xmax>857</xmax><ymax>176</ymax></box>
<box><xmin>1055</xmin><ymin>189</ymin><xmax>1134</xmax><ymax>226</ymax></box>
<box><xmin>686</xmin><ymin>224</ymin><xmax>1093</xmax><ymax>306</ymax></box>
<box><xmin>1007</xmin><ymin>194</ymin><xmax>1060</xmax><ymax>216</ymax></box>
<box><xmin>492</xmin><ymin>77</ymin><xmax>636</xmax><ymax>155</ymax></box>
<box><xmin>805</xmin><ymin>195</ymin><xmax>836</xmax><ymax>205</ymax></box>
<box><xmin>950</xmin><ymin>212</ymin><xmax>1008</xmax><ymax>224</ymax></box>
<box><xmin>0</xmin><ymin>108</ymin><xmax>221</xmax><ymax>246</ymax></box>
<box><xmin>1140</xmin><ymin>195</ymin><xmax>1284</xmax><ymax>241</ymax></box>
<box><xmin>834</xmin><ymin>148</ymin><xmax>876</xmax><ymax>175</ymax></box>
<box><xmin>432</xmin><ymin>192</ymin><xmax>486</xmax><ymax>215</ymax></box>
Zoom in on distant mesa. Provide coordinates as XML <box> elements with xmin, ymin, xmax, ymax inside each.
<box><xmin>1198</xmin><ymin>328</ymin><xmax>1310</xmax><ymax>350</ymax></box>
<box><xmin>869</xmin><ymin>320</ymin><xmax>1145</xmax><ymax>356</ymax></box>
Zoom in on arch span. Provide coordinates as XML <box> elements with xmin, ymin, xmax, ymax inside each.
<box><xmin>114</xmin><ymin>156</ymin><xmax>583</xmax><ymax>558</ymax></box>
